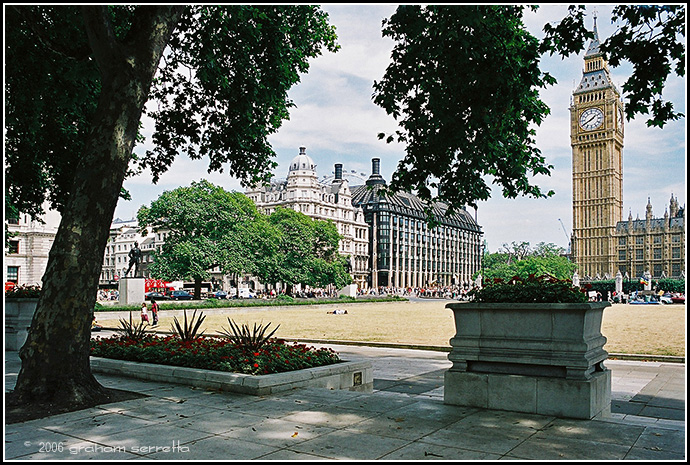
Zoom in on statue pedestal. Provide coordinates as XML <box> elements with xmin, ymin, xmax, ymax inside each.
<box><xmin>338</xmin><ymin>284</ymin><xmax>358</xmax><ymax>298</ymax></box>
<box><xmin>119</xmin><ymin>277</ymin><xmax>145</xmax><ymax>305</ymax></box>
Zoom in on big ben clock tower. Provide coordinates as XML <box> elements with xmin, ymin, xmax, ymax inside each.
<box><xmin>570</xmin><ymin>16</ymin><xmax>625</xmax><ymax>279</ymax></box>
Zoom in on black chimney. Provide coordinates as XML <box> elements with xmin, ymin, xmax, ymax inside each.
<box><xmin>335</xmin><ymin>163</ymin><xmax>343</xmax><ymax>180</ymax></box>
<box><xmin>372</xmin><ymin>158</ymin><xmax>381</xmax><ymax>175</ymax></box>
<box><xmin>366</xmin><ymin>158</ymin><xmax>386</xmax><ymax>186</ymax></box>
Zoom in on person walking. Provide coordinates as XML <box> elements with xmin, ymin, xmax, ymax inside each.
<box><xmin>150</xmin><ymin>299</ymin><xmax>159</xmax><ymax>326</ymax></box>
<box><xmin>140</xmin><ymin>302</ymin><xmax>149</xmax><ymax>324</ymax></box>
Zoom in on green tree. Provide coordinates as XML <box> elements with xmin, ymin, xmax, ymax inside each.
<box><xmin>137</xmin><ymin>180</ymin><xmax>263</xmax><ymax>299</ymax></box>
<box><xmin>6</xmin><ymin>5</ymin><xmax>338</xmax><ymax>411</ymax></box>
<box><xmin>373</xmin><ymin>5</ymin><xmax>685</xmax><ymax>213</ymax></box>
<box><xmin>480</xmin><ymin>242</ymin><xmax>576</xmax><ymax>283</ymax></box>
<box><xmin>260</xmin><ymin>208</ymin><xmax>351</xmax><ymax>295</ymax></box>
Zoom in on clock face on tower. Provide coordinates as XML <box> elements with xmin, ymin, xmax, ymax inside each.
<box><xmin>579</xmin><ymin>107</ymin><xmax>604</xmax><ymax>130</ymax></box>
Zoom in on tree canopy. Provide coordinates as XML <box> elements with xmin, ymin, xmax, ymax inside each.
<box><xmin>5</xmin><ymin>5</ymin><xmax>339</xmax><ymax>220</ymax></box>
<box><xmin>373</xmin><ymin>5</ymin><xmax>685</xmax><ymax>213</ymax></box>
<box><xmin>138</xmin><ymin>183</ymin><xmax>352</xmax><ymax>297</ymax></box>
<box><xmin>259</xmin><ymin>208</ymin><xmax>352</xmax><ymax>295</ymax></box>
<box><xmin>479</xmin><ymin>241</ymin><xmax>576</xmax><ymax>282</ymax></box>
<box><xmin>137</xmin><ymin>180</ymin><xmax>265</xmax><ymax>299</ymax></box>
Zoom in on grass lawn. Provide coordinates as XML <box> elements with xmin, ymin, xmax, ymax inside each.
<box><xmin>95</xmin><ymin>300</ymin><xmax>686</xmax><ymax>357</ymax></box>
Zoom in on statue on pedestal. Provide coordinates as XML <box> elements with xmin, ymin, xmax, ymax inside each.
<box><xmin>125</xmin><ymin>242</ymin><xmax>142</xmax><ymax>278</ymax></box>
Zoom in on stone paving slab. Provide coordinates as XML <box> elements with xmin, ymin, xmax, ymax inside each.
<box><xmin>5</xmin><ymin>347</ymin><xmax>686</xmax><ymax>461</ymax></box>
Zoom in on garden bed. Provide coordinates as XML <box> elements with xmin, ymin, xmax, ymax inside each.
<box><xmin>89</xmin><ymin>334</ymin><xmax>372</xmax><ymax>395</ymax></box>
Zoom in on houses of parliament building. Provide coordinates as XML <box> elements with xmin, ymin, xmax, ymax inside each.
<box><xmin>570</xmin><ymin>17</ymin><xmax>685</xmax><ymax>281</ymax></box>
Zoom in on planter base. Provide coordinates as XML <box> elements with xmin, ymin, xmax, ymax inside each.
<box><xmin>444</xmin><ymin>368</ymin><xmax>611</xmax><ymax>419</ymax></box>
<box><xmin>91</xmin><ymin>357</ymin><xmax>373</xmax><ymax>396</ymax></box>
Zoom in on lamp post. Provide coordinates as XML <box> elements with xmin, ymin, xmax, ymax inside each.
<box><xmin>628</xmin><ymin>245</ymin><xmax>633</xmax><ymax>292</ymax></box>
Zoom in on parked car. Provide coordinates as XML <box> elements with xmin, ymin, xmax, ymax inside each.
<box><xmin>145</xmin><ymin>291</ymin><xmax>171</xmax><ymax>301</ymax></box>
<box><xmin>237</xmin><ymin>288</ymin><xmax>256</xmax><ymax>299</ymax></box>
<box><xmin>170</xmin><ymin>290</ymin><xmax>194</xmax><ymax>300</ymax></box>
<box><xmin>211</xmin><ymin>290</ymin><xmax>228</xmax><ymax>299</ymax></box>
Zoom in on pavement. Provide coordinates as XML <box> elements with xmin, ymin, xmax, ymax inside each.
<box><xmin>4</xmin><ymin>344</ymin><xmax>686</xmax><ymax>461</ymax></box>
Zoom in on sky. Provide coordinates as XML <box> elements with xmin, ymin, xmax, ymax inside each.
<box><xmin>114</xmin><ymin>4</ymin><xmax>687</xmax><ymax>253</ymax></box>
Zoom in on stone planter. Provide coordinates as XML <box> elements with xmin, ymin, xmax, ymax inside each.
<box><xmin>444</xmin><ymin>301</ymin><xmax>611</xmax><ymax>419</ymax></box>
<box><xmin>91</xmin><ymin>357</ymin><xmax>373</xmax><ymax>396</ymax></box>
<box><xmin>5</xmin><ymin>298</ymin><xmax>39</xmax><ymax>351</ymax></box>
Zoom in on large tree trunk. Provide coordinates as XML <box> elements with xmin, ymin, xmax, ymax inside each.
<box><xmin>12</xmin><ymin>6</ymin><xmax>184</xmax><ymax>409</ymax></box>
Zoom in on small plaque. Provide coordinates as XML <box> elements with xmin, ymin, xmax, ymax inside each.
<box><xmin>353</xmin><ymin>372</ymin><xmax>362</xmax><ymax>386</ymax></box>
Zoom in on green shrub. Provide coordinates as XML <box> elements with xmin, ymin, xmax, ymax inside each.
<box><xmin>469</xmin><ymin>274</ymin><xmax>589</xmax><ymax>303</ymax></box>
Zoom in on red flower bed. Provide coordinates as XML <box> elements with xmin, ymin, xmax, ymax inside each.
<box><xmin>90</xmin><ymin>335</ymin><xmax>341</xmax><ymax>375</ymax></box>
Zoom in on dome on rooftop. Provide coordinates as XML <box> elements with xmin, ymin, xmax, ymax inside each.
<box><xmin>288</xmin><ymin>146</ymin><xmax>316</xmax><ymax>173</ymax></box>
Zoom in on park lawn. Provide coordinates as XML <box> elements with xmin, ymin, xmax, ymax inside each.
<box><xmin>96</xmin><ymin>300</ymin><xmax>685</xmax><ymax>357</ymax></box>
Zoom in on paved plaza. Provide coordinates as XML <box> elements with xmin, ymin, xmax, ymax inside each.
<box><xmin>5</xmin><ymin>344</ymin><xmax>686</xmax><ymax>460</ymax></box>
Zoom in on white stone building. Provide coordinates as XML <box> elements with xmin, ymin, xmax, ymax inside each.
<box><xmin>245</xmin><ymin>147</ymin><xmax>371</xmax><ymax>289</ymax></box>
<box><xmin>5</xmin><ymin>204</ymin><xmax>61</xmax><ymax>287</ymax></box>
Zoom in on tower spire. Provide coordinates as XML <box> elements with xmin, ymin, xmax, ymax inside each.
<box><xmin>585</xmin><ymin>12</ymin><xmax>602</xmax><ymax>58</ymax></box>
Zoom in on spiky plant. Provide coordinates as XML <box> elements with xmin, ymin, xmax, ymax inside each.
<box><xmin>171</xmin><ymin>309</ymin><xmax>206</xmax><ymax>341</ymax></box>
<box><xmin>116</xmin><ymin>310</ymin><xmax>148</xmax><ymax>341</ymax></box>
<box><xmin>219</xmin><ymin>319</ymin><xmax>280</xmax><ymax>351</ymax></box>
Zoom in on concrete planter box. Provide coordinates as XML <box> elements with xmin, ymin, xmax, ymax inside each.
<box><xmin>5</xmin><ymin>298</ymin><xmax>39</xmax><ymax>351</ymax></box>
<box><xmin>91</xmin><ymin>357</ymin><xmax>373</xmax><ymax>396</ymax></box>
<box><xmin>444</xmin><ymin>301</ymin><xmax>611</xmax><ymax>419</ymax></box>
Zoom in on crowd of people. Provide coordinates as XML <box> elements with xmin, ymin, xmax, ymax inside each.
<box><xmin>358</xmin><ymin>285</ymin><xmax>474</xmax><ymax>300</ymax></box>
<box><xmin>97</xmin><ymin>289</ymin><xmax>119</xmax><ymax>301</ymax></box>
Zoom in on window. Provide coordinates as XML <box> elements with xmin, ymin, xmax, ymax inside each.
<box><xmin>7</xmin><ymin>266</ymin><xmax>19</xmax><ymax>283</ymax></box>
<box><xmin>8</xmin><ymin>240</ymin><xmax>19</xmax><ymax>254</ymax></box>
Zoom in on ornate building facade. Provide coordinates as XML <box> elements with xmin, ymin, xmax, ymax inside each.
<box><xmin>614</xmin><ymin>195</ymin><xmax>685</xmax><ymax>280</ymax></box>
<box><xmin>570</xmin><ymin>18</ymin><xmax>685</xmax><ymax>281</ymax></box>
<box><xmin>5</xmin><ymin>203</ymin><xmax>61</xmax><ymax>287</ymax></box>
<box><xmin>245</xmin><ymin>147</ymin><xmax>371</xmax><ymax>289</ymax></box>
<box><xmin>570</xmin><ymin>17</ymin><xmax>625</xmax><ymax>279</ymax></box>
<box><xmin>351</xmin><ymin>158</ymin><xmax>483</xmax><ymax>289</ymax></box>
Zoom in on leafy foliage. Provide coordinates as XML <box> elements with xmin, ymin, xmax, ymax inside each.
<box><xmin>171</xmin><ymin>310</ymin><xmax>206</xmax><ymax>342</ymax></box>
<box><xmin>373</xmin><ymin>5</ymin><xmax>556</xmax><ymax>212</ymax></box>
<box><xmin>258</xmin><ymin>208</ymin><xmax>352</xmax><ymax>293</ymax></box>
<box><xmin>6</xmin><ymin>6</ymin><xmax>339</xmax><ymax>221</ymax></box>
<box><xmin>219</xmin><ymin>319</ymin><xmax>280</xmax><ymax>352</ymax></box>
<box><xmin>543</xmin><ymin>5</ymin><xmax>685</xmax><ymax>128</ymax></box>
<box><xmin>469</xmin><ymin>275</ymin><xmax>589</xmax><ymax>303</ymax></box>
<box><xmin>373</xmin><ymin>5</ymin><xmax>685</xmax><ymax>215</ymax></box>
<box><xmin>479</xmin><ymin>242</ymin><xmax>575</xmax><ymax>282</ymax></box>
<box><xmin>138</xmin><ymin>180</ymin><xmax>266</xmax><ymax>298</ymax></box>
<box><xmin>141</xmin><ymin>6</ymin><xmax>339</xmax><ymax>188</ymax></box>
